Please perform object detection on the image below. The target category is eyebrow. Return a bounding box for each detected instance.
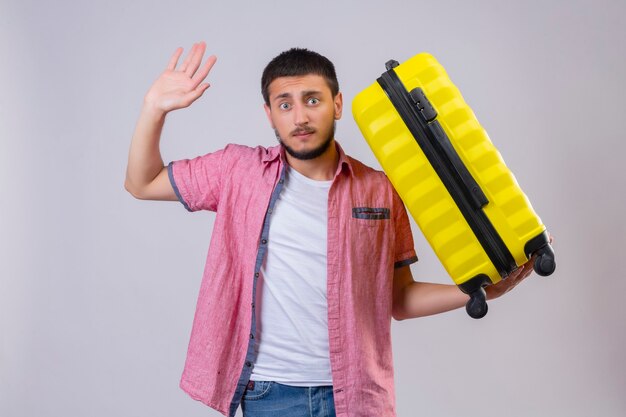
[272,90,322,102]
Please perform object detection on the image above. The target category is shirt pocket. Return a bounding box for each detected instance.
[352,207,391,227]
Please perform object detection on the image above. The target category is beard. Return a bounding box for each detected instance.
[275,121,336,161]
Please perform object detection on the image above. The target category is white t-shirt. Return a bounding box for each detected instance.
[250,166,333,386]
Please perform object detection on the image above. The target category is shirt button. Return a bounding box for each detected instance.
[251,302,255,308]
[250,334,254,339]
[245,361,252,367]
[279,179,284,184]
[261,239,267,244]
[255,272,259,277]
[268,208,273,214]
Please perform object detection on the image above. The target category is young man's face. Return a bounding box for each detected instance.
[264,74,343,160]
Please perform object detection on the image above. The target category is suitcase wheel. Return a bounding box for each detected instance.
[466,287,488,319]
[533,244,556,276]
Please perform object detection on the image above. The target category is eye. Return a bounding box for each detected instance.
[307,97,320,105]
[279,102,291,110]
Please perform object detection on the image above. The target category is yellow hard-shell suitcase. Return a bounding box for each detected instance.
[352,53,556,318]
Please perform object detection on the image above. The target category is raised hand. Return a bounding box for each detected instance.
[143,41,217,114]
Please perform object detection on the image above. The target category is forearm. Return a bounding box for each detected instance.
[125,102,167,195]
[393,281,469,320]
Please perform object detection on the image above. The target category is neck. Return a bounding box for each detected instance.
[285,140,339,181]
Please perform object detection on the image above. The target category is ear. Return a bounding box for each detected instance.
[264,103,275,129]
[333,92,343,120]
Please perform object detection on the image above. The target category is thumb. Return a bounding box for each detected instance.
[181,83,211,107]
[192,82,211,96]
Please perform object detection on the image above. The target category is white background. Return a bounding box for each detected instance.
[1,0,624,416]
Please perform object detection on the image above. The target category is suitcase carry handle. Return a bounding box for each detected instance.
[408,86,488,209]
[433,124,490,209]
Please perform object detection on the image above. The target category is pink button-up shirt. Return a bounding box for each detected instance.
[168,142,417,417]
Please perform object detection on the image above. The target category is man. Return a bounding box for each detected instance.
[125,41,535,417]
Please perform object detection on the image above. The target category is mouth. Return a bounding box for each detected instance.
[291,128,315,139]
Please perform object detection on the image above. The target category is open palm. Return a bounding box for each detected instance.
[144,41,217,113]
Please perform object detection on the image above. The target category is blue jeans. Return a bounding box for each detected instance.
[241,381,336,417]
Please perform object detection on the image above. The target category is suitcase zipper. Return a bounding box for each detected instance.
[377,68,517,278]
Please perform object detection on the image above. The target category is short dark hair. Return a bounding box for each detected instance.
[261,48,339,106]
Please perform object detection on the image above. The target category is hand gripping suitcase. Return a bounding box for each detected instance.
[352,53,556,318]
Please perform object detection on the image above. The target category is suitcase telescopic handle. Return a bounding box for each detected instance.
[385,60,400,71]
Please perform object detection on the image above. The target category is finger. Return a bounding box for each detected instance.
[520,263,533,280]
[512,263,530,281]
[179,43,198,73]
[191,54,217,85]
[510,268,524,283]
[518,266,530,280]
[186,41,207,77]
[166,47,184,71]
[180,83,211,107]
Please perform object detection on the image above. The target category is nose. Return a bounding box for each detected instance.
[293,103,309,126]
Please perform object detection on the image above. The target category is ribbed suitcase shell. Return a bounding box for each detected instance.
[352,53,548,296]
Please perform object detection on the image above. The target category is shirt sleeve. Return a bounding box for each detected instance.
[167,148,226,212]
[391,187,418,268]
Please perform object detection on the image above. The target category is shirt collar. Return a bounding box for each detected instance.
[262,140,355,178]
[333,140,354,178]
[261,145,283,163]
